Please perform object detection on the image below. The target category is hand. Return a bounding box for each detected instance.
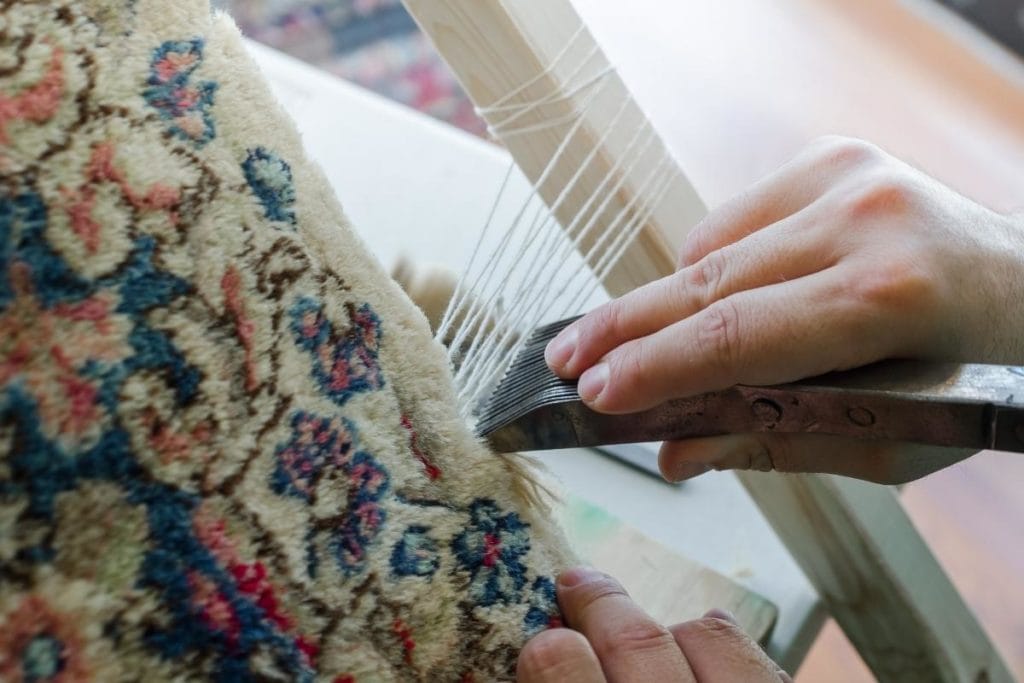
[545,136,1024,484]
[516,567,788,682]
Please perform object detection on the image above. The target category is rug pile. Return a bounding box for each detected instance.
[0,1,569,680]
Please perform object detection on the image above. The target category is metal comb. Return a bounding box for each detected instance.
[476,316,1024,454]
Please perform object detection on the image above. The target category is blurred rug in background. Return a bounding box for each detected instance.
[212,0,486,136]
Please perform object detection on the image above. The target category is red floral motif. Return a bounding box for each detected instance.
[221,266,258,391]
[400,415,441,480]
[192,506,318,661]
[153,50,200,84]
[141,407,213,464]
[59,142,182,253]
[0,41,64,144]
[189,571,242,647]
[392,618,416,665]
[0,594,91,682]
[0,263,130,441]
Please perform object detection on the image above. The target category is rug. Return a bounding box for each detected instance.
[211,0,486,136]
[0,1,571,680]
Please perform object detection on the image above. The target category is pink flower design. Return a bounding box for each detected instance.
[0,594,91,682]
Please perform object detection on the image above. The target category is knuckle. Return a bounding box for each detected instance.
[569,573,629,613]
[590,301,626,343]
[679,223,710,268]
[519,629,590,678]
[603,621,678,660]
[844,170,917,220]
[809,135,883,169]
[685,250,726,309]
[675,615,751,648]
[697,300,743,377]
[695,615,747,640]
[678,236,699,269]
[675,618,779,673]
[850,256,937,315]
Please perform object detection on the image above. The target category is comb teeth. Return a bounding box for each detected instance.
[475,316,583,437]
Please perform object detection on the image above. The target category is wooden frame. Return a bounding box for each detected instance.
[404,1,1012,679]
[404,0,705,298]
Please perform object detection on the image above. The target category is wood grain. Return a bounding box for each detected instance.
[744,471,1009,681]
[563,496,778,645]
[403,0,705,297]
[799,450,1024,681]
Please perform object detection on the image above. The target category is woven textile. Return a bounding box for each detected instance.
[0,1,571,680]
[212,0,486,136]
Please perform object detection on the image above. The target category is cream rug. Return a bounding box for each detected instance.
[0,1,571,680]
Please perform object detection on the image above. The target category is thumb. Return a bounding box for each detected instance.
[658,433,974,485]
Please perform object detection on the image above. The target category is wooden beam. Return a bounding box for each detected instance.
[403,0,705,297]
[743,471,1010,681]
[406,1,1012,679]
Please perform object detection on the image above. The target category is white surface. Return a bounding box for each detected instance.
[248,40,823,669]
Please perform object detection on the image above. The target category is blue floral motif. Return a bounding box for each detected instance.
[2,190,90,310]
[289,297,385,406]
[144,39,218,148]
[451,499,530,607]
[331,451,390,576]
[3,399,314,682]
[523,577,561,635]
[268,410,390,577]
[242,148,297,227]
[391,525,440,577]
[22,634,63,680]
[270,412,354,502]
[1,181,312,680]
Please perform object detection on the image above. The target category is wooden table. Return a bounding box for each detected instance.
[573,0,1024,211]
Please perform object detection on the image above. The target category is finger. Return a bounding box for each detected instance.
[679,136,884,267]
[670,616,789,683]
[546,207,838,377]
[578,268,912,413]
[556,567,696,683]
[517,628,605,683]
[658,433,976,485]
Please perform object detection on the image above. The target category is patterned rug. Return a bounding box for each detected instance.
[212,0,486,136]
[0,1,570,680]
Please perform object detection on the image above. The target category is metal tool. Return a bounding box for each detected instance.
[477,317,1024,454]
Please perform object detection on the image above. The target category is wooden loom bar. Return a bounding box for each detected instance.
[405,1,1012,679]
[403,0,706,298]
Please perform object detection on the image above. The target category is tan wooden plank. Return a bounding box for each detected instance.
[563,495,777,645]
[743,471,1010,681]
[403,0,705,297]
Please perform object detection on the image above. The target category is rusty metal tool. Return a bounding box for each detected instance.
[478,317,1024,454]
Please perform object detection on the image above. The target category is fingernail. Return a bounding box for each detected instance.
[558,566,605,588]
[665,461,711,482]
[545,326,577,371]
[703,608,738,625]
[577,363,608,403]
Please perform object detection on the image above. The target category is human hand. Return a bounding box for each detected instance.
[545,136,1024,484]
[516,567,789,683]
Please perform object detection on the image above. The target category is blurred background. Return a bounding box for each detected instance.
[213,0,485,135]
[213,0,1023,143]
